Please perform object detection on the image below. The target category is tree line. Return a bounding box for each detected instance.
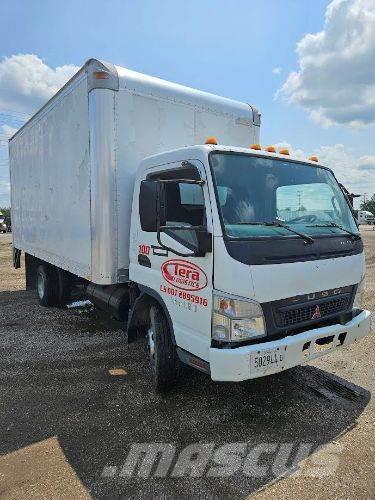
[360,195,375,214]
[0,207,11,218]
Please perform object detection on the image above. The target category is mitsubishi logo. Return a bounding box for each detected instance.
[311,305,322,320]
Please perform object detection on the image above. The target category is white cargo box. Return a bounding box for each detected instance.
[9,58,260,284]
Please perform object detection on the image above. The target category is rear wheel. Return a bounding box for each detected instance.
[36,264,59,307]
[147,305,180,392]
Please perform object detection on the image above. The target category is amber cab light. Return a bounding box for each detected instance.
[205,136,218,145]
[93,71,109,80]
[279,148,290,155]
[250,143,262,150]
[309,155,319,162]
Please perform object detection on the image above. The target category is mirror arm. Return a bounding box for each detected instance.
[156,226,212,258]
[156,226,196,258]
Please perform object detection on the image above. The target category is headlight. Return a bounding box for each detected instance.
[212,293,266,342]
[353,276,365,309]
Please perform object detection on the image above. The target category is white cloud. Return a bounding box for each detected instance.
[317,144,375,194]
[0,54,79,115]
[0,55,79,207]
[279,0,375,127]
[274,140,375,194]
[272,67,282,75]
[1,124,18,139]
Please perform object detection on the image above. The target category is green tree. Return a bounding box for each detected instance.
[0,207,10,218]
[360,195,375,214]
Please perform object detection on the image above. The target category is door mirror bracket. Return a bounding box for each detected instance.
[156,224,212,258]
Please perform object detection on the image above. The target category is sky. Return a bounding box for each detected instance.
[1,0,375,207]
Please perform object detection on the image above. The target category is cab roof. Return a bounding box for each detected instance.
[140,144,325,170]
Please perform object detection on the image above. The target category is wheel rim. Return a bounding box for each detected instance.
[147,327,155,362]
[37,272,46,299]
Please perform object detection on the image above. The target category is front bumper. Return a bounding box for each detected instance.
[209,310,371,382]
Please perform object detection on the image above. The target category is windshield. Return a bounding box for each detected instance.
[210,153,358,239]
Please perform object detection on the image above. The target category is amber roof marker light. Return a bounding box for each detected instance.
[250,144,262,150]
[93,71,110,80]
[265,146,276,153]
[309,155,319,162]
[205,136,218,145]
[279,148,290,155]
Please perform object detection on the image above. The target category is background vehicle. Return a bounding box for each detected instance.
[9,59,371,391]
[357,210,375,225]
[5,217,11,232]
[0,212,8,233]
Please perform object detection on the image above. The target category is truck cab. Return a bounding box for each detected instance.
[129,143,370,389]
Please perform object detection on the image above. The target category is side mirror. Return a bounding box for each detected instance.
[196,229,212,256]
[139,180,166,232]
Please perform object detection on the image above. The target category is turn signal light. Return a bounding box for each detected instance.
[265,145,276,153]
[250,143,262,150]
[309,155,319,162]
[279,148,290,155]
[205,136,218,145]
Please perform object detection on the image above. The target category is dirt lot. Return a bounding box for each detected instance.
[0,230,374,499]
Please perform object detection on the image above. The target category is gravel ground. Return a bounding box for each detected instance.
[0,230,374,499]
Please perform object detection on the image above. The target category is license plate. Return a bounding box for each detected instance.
[250,349,284,372]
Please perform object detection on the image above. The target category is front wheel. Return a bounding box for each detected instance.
[147,305,180,392]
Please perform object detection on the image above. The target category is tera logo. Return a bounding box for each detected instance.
[311,305,322,320]
[161,259,208,291]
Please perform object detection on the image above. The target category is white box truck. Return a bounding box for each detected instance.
[9,59,371,391]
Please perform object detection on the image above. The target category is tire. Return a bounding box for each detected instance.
[36,264,59,307]
[56,268,73,306]
[147,305,180,392]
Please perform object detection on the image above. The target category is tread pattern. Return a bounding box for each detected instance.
[149,305,180,392]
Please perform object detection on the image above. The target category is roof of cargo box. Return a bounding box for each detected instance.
[114,64,260,123]
[9,58,260,141]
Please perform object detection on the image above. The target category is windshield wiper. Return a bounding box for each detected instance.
[306,222,361,240]
[236,220,314,244]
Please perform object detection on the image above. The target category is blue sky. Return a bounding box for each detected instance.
[1,0,375,206]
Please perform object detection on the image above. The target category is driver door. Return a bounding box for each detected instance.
[134,159,214,361]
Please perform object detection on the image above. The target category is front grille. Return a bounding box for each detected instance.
[275,295,351,328]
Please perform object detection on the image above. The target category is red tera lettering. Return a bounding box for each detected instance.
[174,264,200,281]
[161,259,208,291]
